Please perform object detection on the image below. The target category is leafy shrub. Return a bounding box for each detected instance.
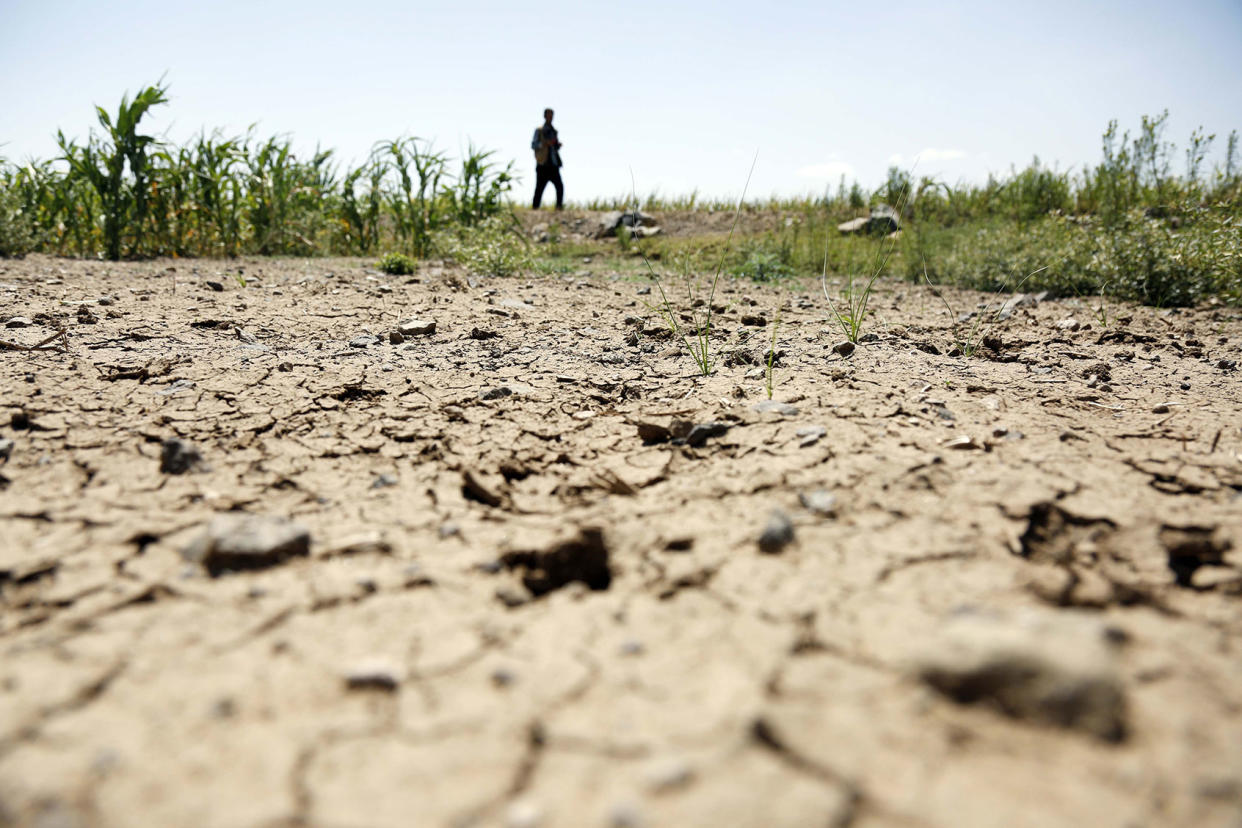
[1095,208,1241,306]
[734,247,794,282]
[377,252,416,275]
[903,207,1241,306]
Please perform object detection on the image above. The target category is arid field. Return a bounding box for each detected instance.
[2,231,1242,826]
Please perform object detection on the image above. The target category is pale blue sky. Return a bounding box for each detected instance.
[2,0,1240,201]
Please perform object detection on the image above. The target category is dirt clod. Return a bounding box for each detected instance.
[159,437,207,474]
[916,608,1128,742]
[499,527,612,597]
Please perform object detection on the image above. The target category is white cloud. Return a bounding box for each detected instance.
[889,148,967,166]
[797,160,857,180]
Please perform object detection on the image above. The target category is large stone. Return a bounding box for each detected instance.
[914,608,1128,741]
[183,514,311,577]
[595,210,659,238]
[837,204,900,235]
[397,318,436,337]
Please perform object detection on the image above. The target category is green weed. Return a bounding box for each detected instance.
[643,157,756,375]
[377,252,416,275]
[765,309,781,400]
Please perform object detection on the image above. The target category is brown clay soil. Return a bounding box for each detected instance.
[2,247,1242,827]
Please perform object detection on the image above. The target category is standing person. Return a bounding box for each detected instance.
[531,108,564,210]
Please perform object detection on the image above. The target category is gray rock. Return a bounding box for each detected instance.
[480,386,513,401]
[183,514,311,577]
[684,422,729,448]
[914,608,1128,741]
[1056,317,1081,332]
[758,509,795,554]
[371,473,398,489]
[0,438,12,463]
[4,316,32,328]
[796,425,827,447]
[867,203,900,233]
[752,400,798,416]
[349,335,378,348]
[996,293,1035,321]
[397,318,436,337]
[160,438,208,474]
[596,210,658,238]
[837,204,900,235]
[799,489,838,516]
[836,217,869,234]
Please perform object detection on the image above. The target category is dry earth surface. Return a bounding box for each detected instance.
[2,244,1242,828]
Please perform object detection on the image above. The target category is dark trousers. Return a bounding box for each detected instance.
[533,164,563,209]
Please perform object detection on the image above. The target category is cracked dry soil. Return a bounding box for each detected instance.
[2,252,1242,827]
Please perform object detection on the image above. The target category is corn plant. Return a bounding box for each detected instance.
[57,81,169,260]
[448,143,514,226]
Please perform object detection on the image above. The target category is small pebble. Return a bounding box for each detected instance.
[799,490,837,516]
[643,757,695,792]
[505,800,543,828]
[796,425,827,447]
[758,509,795,553]
[832,341,856,357]
[343,659,402,692]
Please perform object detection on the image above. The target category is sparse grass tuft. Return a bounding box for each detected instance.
[643,156,757,375]
[377,252,416,275]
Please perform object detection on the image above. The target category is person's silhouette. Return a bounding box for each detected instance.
[531,108,564,209]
